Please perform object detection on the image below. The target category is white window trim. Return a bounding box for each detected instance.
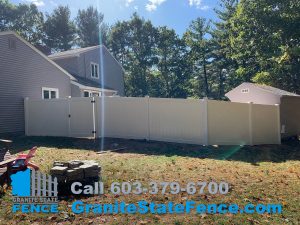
[90,62,99,79]
[83,90,102,97]
[42,87,59,99]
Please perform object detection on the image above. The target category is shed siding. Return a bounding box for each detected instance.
[226,83,280,105]
[280,96,300,137]
[0,34,71,134]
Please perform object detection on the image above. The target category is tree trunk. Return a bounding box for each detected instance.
[218,68,224,99]
[203,56,209,96]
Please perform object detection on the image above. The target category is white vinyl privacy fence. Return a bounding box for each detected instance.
[24,97,281,145]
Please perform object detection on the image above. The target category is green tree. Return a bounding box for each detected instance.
[155,26,190,98]
[43,6,76,52]
[12,4,44,45]
[229,0,300,93]
[210,0,238,99]
[184,18,212,98]
[0,1,44,45]
[76,6,109,47]
[109,13,158,97]
[108,20,130,66]
[0,0,14,31]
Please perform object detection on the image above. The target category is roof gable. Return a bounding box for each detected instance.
[0,31,75,81]
[48,45,100,59]
[48,45,125,72]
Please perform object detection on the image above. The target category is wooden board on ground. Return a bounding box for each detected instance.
[0,149,15,176]
[96,147,127,154]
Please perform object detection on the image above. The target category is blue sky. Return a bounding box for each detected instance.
[12,0,220,35]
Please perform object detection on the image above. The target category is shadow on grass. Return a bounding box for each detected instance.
[1,135,299,164]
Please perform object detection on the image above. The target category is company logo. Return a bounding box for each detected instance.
[11,168,59,213]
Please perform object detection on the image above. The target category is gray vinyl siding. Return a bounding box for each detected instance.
[71,83,82,97]
[51,56,79,77]
[0,34,71,134]
[53,46,125,96]
[78,47,125,95]
[101,48,125,96]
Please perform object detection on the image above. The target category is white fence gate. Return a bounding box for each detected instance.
[24,97,281,145]
[25,97,95,138]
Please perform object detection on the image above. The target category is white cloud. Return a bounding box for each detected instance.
[49,0,58,7]
[24,0,45,6]
[189,0,201,7]
[188,0,209,10]
[134,5,139,11]
[200,5,210,10]
[125,0,134,7]
[145,0,166,12]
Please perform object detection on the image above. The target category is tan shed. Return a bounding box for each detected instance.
[226,82,300,138]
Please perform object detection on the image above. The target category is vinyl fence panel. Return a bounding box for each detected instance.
[95,97,149,139]
[207,100,251,145]
[25,97,281,145]
[252,104,280,144]
[148,98,207,144]
[25,98,69,136]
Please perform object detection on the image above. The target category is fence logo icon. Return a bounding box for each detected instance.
[11,168,58,197]
[31,169,58,197]
[11,168,59,213]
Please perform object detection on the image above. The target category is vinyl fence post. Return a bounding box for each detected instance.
[67,97,71,137]
[275,104,281,144]
[248,102,253,146]
[24,97,29,136]
[92,97,96,139]
[202,98,209,146]
[146,96,150,141]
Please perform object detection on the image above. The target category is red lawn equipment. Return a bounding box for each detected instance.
[11,146,39,172]
[0,139,39,185]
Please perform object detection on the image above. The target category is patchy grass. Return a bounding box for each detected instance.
[0,136,299,225]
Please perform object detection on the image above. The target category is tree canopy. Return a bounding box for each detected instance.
[0,0,299,96]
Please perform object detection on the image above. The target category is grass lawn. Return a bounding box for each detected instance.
[0,136,299,225]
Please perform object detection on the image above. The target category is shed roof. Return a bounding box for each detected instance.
[226,82,299,97]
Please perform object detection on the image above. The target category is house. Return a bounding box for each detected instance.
[0,31,126,135]
[48,45,125,97]
[226,82,300,138]
[0,31,76,134]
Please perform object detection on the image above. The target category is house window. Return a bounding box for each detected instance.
[42,87,59,99]
[83,91,101,97]
[91,62,99,79]
[241,88,249,93]
[8,38,16,49]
